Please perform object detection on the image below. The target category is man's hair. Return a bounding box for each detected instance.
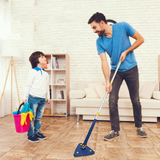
[88,12,107,24]
[29,51,44,68]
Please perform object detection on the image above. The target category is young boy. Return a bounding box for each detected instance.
[23,51,51,143]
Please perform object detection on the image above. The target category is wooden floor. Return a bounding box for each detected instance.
[0,115,160,160]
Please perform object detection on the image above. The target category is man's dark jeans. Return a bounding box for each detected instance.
[109,65,142,131]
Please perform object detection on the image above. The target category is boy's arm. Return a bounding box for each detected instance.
[23,70,34,102]
[47,86,50,100]
[46,73,50,100]
[99,53,112,93]
[46,74,51,105]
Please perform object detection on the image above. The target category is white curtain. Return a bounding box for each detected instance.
[0,0,11,117]
[0,58,11,117]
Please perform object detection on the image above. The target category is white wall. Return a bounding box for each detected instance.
[10,0,160,114]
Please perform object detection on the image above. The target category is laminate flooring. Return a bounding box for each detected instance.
[0,115,160,160]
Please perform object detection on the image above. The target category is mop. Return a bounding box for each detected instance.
[73,61,121,157]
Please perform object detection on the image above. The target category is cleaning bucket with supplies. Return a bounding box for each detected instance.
[12,102,30,133]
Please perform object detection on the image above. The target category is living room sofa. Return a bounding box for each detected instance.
[70,81,160,122]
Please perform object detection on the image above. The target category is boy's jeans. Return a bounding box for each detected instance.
[27,94,45,137]
[109,65,142,132]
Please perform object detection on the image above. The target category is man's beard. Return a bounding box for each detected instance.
[96,30,105,37]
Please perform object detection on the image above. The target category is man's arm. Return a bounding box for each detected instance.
[99,53,112,93]
[119,31,144,62]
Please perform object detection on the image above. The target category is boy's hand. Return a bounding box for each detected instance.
[47,99,51,105]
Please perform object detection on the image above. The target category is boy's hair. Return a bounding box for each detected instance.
[88,12,107,24]
[29,51,44,68]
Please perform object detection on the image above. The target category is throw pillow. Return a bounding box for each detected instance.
[139,81,158,99]
[84,87,99,98]
[94,85,106,99]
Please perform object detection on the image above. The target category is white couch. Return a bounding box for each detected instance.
[70,81,160,122]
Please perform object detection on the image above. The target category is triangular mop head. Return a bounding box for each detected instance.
[74,143,95,157]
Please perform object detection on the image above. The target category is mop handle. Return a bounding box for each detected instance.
[95,61,121,120]
[82,61,121,149]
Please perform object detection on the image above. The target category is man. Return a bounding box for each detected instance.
[88,12,147,141]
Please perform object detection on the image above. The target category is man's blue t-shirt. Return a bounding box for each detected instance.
[96,22,137,72]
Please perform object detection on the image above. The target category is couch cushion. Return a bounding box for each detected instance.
[118,98,160,109]
[84,87,99,98]
[71,98,108,107]
[139,81,158,99]
[94,85,106,98]
[70,90,86,99]
[71,98,160,109]
[153,91,160,100]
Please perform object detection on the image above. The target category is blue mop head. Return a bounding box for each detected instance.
[73,143,94,157]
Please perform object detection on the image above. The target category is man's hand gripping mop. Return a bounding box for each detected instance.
[74,61,121,157]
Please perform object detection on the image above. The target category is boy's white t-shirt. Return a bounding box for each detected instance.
[23,67,50,100]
